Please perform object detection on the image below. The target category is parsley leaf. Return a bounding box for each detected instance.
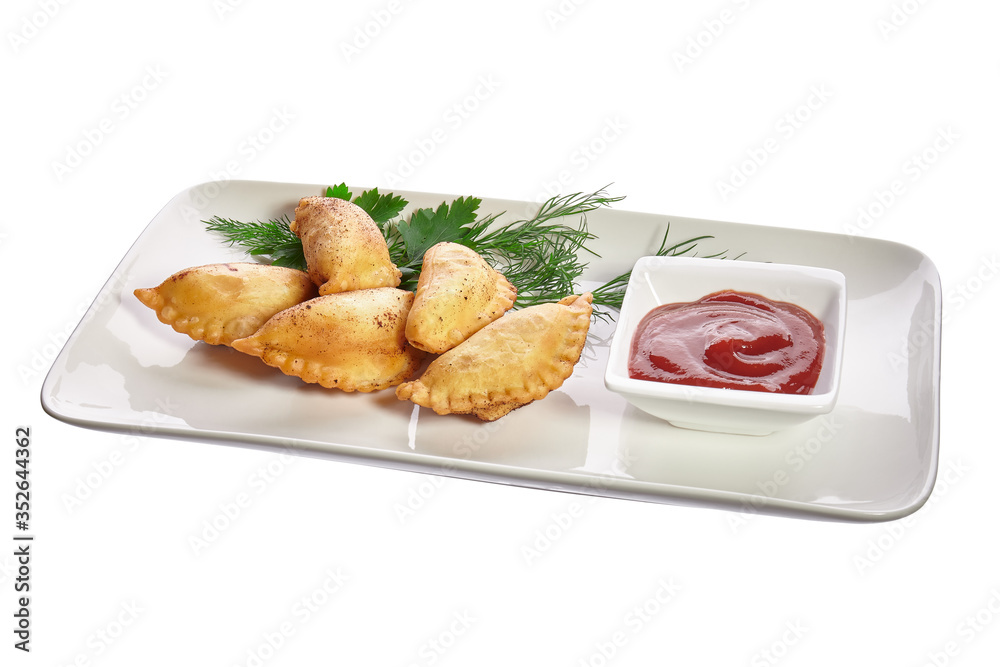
[326,183,352,200]
[395,196,481,266]
[353,187,408,224]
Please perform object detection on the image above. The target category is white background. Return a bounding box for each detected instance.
[3,0,999,665]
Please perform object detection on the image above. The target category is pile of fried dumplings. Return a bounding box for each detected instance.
[134,195,594,421]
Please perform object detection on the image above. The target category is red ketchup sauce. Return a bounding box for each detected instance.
[628,290,825,394]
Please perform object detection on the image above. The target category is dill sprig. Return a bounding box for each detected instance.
[588,222,740,318]
[203,215,305,269]
[457,190,617,308]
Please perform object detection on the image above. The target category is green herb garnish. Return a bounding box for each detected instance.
[325,182,352,201]
[203,215,305,269]
[202,184,728,320]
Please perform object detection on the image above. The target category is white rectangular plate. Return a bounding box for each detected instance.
[41,180,942,522]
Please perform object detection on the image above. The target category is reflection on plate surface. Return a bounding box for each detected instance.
[41,180,942,522]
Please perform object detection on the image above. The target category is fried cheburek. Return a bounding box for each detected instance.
[405,242,517,354]
[231,287,425,392]
[396,293,593,421]
[291,196,402,295]
[133,262,317,347]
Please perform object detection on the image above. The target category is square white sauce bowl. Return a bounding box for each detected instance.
[604,256,847,436]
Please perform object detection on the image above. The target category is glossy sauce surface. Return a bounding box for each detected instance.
[628,290,825,394]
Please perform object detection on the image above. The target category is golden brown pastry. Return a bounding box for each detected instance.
[396,293,593,421]
[405,242,517,354]
[291,196,401,295]
[231,288,425,392]
[133,262,317,346]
